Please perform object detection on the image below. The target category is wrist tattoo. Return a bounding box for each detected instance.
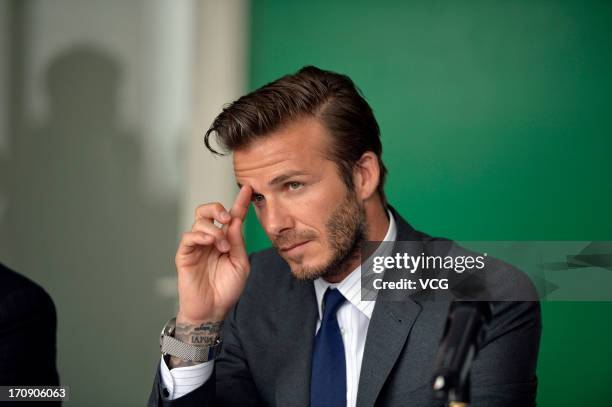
[175,320,224,345]
[169,321,223,369]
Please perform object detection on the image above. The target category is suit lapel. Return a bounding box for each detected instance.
[274,276,318,407]
[357,206,426,407]
[357,298,421,407]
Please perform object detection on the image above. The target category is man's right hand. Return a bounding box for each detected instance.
[174,185,253,329]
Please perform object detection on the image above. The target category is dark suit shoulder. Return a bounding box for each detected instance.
[245,247,293,292]
[0,262,45,299]
[0,263,56,326]
[248,247,289,272]
[444,241,540,302]
[231,248,299,337]
[0,263,59,387]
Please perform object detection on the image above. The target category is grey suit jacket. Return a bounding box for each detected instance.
[148,206,541,406]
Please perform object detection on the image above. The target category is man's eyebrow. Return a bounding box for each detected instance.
[268,171,307,186]
[236,171,307,194]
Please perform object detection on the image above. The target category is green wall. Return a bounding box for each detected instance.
[245,1,612,405]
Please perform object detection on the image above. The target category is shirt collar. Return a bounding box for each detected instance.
[313,209,397,320]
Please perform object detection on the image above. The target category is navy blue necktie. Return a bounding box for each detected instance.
[310,288,347,407]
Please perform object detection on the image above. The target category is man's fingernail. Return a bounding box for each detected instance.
[220,240,230,251]
[220,211,230,220]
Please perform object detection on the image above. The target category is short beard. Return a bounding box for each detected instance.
[293,191,367,281]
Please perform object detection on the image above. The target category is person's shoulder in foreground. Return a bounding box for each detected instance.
[0,262,60,387]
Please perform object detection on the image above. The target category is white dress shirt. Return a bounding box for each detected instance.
[161,210,397,404]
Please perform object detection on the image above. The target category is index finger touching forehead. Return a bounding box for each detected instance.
[230,184,252,220]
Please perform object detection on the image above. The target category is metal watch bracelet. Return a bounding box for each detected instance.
[160,317,222,363]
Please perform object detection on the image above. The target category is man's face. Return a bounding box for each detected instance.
[234,117,366,280]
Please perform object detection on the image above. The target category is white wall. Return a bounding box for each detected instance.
[0,0,247,403]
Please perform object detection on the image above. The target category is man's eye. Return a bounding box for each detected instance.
[253,194,264,202]
[288,182,304,191]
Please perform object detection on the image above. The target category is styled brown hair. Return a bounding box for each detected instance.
[204,65,388,206]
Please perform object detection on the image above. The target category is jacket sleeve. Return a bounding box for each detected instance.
[147,292,264,406]
[469,300,542,407]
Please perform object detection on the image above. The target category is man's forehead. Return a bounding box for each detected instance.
[233,148,315,183]
[233,117,331,174]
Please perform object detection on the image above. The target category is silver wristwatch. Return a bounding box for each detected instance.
[160,317,222,363]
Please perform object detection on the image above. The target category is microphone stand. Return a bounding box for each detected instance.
[431,301,491,407]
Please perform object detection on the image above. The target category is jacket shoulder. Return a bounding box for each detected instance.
[0,263,57,326]
[245,247,293,291]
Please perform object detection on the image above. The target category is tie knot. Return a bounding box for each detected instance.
[322,288,346,322]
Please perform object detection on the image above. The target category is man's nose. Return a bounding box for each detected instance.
[262,198,293,236]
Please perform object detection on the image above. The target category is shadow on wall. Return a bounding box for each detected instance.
[1,45,178,403]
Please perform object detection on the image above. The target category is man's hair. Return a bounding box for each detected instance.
[204,65,388,207]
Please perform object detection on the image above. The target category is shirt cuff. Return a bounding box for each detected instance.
[159,356,214,400]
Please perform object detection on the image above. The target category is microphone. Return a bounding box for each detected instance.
[431,301,491,405]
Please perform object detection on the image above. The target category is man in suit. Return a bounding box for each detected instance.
[0,263,60,388]
[149,66,541,406]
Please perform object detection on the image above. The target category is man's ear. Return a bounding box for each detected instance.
[352,151,380,202]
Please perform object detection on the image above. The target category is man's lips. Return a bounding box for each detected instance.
[279,240,311,252]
